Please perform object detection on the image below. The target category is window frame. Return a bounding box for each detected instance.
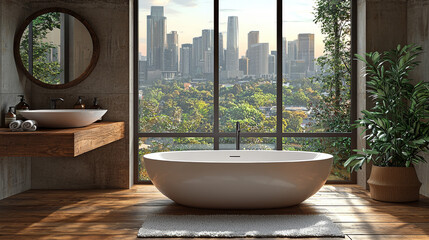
[133,0,357,184]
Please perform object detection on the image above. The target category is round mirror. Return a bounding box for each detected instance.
[14,8,99,89]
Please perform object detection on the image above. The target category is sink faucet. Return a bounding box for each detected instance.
[236,121,240,150]
[50,98,64,109]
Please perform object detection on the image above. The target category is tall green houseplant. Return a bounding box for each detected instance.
[345,44,429,172]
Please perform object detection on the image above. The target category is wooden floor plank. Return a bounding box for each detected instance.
[339,222,429,235]
[348,235,429,240]
[0,185,427,240]
[0,236,352,240]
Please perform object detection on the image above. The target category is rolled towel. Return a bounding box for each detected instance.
[22,120,38,131]
[24,125,37,132]
[9,120,23,132]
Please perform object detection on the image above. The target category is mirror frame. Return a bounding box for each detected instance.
[13,8,100,89]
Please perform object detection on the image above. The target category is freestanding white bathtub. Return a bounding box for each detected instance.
[144,150,333,209]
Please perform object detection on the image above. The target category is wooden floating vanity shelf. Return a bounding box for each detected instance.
[0,122,125,157]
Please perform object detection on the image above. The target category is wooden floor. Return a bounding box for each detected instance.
[0,185,429,240]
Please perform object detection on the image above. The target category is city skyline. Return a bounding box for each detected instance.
[143,5,316,83]
[139,0,325,58]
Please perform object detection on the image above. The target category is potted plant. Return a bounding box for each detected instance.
[345,44,429,202]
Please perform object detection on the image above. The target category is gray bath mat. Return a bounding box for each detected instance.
[137,215,344,238]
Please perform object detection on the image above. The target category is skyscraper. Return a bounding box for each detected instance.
[298,33,315,72]
[239,57,249,75]
[192,36,203,75]
[269,51,277,75]
[202,29,214,74]
[138,60,147,88]
[204,51,213,73]
[147,6,166,70]
[219,33,224,69]
[287,40,298,61]
[226,16,239,72]
[164,31,178,72]
[202,29,213,53]
[180,43,192,77]
[248,43,269,76]
[247,31,259,56]
[282,37,287,76]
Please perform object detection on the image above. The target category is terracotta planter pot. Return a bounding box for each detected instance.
[367,166,422,202]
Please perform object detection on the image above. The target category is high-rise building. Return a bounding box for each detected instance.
[269,51,276,75]
[202,29,214,74]
[289,59,307,80]
[164,31,178,72]
[138,60,147,87]
[248,43,269,76]
[287,40,298,61]
[192,36,203,75]
[202,29,213,53]
[180,43,192,77]
[247,31,259,56]
[204,51,213,73]
[147,6,166,70]
[219,33,224,69]
[282,37,287,75]
[226,16,239,72]
[239,57,249,75]
[298,33,315,72]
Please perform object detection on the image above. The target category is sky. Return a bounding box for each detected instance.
[139,0,325,58]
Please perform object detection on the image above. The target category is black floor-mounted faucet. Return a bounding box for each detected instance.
[236,121,240,150]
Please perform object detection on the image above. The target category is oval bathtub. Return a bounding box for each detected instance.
[144,150,333,209]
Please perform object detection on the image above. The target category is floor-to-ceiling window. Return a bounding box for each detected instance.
[135,0,356,183]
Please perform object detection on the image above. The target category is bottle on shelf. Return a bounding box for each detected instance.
[73,96,86,109]
[91,97,103,121]
[5,107,16,127]
[91,97,102,109]
[15,95,30,120]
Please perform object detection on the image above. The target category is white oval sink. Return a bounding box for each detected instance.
[20,109,107,128]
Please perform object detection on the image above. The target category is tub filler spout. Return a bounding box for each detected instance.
[236,121,240,150]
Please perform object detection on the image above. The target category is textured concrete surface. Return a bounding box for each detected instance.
[356,0,369,189]
[0,0,32,200]
[407,0,429,197]
[25,0,130,189]
[356,0,407,189]
[365,0,408,52]
[357,0,429,197]
[1,0,130,191]
[0,0,32,126]
[0,157,31,200]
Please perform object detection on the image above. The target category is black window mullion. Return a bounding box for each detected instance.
[133,0,139,184]
[137,132,352,138]
[276,0,283,150]
[214,0,220,150]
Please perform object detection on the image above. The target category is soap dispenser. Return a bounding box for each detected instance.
[15,95,30,120]
[73,96,86,109]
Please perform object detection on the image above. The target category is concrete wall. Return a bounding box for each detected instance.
[29,0,130,189]
[407,0,429,197]
[0,0,130,196]
[357,0,429,197]
[356,0,370,188]
[356,0,408,188]
[0,0,32,199]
